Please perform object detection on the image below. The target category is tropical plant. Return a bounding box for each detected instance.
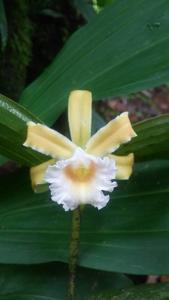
[0,0,169,299]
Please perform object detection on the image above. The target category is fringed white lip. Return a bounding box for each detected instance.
[45,148,117,211]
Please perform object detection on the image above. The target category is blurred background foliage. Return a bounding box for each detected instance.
[0,0,119,100]
[0,0,86,99]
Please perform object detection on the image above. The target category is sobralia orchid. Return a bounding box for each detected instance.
[23,90,137,211]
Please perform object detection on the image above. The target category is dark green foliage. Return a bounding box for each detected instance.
[0,0,8,49]
[0,160,169,275]
[0,263,132,299]
[0,0,84,100]
[0,93,48,166]
[0,0,32,99]
[73,0,96,21]
[90,283,169,300]
[27,0,84,83]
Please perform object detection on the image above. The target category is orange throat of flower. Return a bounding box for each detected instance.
[64,162,96,183]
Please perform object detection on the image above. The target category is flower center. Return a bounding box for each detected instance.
[64,162,96,182]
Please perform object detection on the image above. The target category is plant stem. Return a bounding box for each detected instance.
[67,207,81,300]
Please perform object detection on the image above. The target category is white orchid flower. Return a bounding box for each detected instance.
[23,90,137,211]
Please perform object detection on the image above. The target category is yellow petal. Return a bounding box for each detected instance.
[68,90,92,147]
[86,112,137,156]
[23,122,76,159]
[109,153,134,180]
[30,159,55,193]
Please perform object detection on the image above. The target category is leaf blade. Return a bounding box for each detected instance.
[0,263,132,300]
[0,94,48,166]
[20,0,169,125]
[117,113,169,161]
[0,160,169,274]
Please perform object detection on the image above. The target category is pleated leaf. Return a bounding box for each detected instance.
[20,0,169,125]
[117,113,169,161]
[0,160,169,274]
[0,94,48,166]
[0,264,132,300]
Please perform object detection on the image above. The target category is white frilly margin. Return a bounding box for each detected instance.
[45,148,117,211]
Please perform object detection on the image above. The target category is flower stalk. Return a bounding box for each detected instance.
[67,207,81,300]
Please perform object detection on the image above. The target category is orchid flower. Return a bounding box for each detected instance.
[23,90,137,211]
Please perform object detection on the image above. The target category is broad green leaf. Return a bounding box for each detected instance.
[97,0,115,6]
[0,94,48,166]
[0,0,7,49]
[20,0,169,125]
[0,160,169,274]
[117,113,169,161]
[90,283,169,300]
[0,263,132,300]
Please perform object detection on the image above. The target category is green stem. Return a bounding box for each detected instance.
[67,207,81,300]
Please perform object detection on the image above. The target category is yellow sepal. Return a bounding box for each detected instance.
[68,90,92,147]
[23,122,76,159]
[109,153,134,180]
[30,159,56,193]
[86,112,137,156]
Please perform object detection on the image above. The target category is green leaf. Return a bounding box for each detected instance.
[97,0,116,6]
[90,283,169,300]
[117,113,169,161]
[0,263,132,300]
[20,0,169,126]
[0,0,7,50]
[0,94,48,166]
[0,160,169,274]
